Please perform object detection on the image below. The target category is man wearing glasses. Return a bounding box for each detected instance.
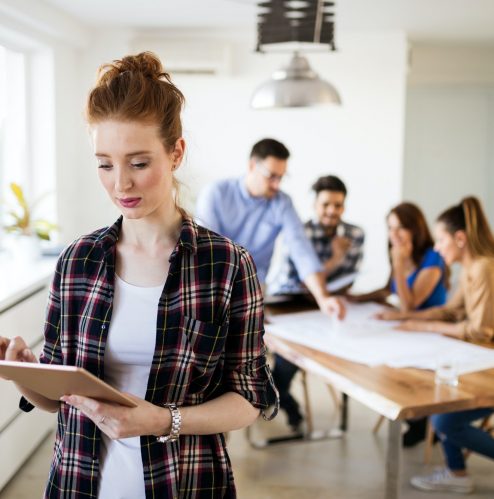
[196,138,345,427]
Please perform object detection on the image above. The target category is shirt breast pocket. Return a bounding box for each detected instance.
[180,315,228,392]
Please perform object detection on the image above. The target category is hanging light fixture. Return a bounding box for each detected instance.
[250,51,341,109]
[250,0,341,109]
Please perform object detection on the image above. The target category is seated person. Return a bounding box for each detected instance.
[377,196,494,341]
[270,174,364,295]
[350,202,447,310]
[269,175,364,431]
[411,409,494,494]
[350,202,448,445]
[379,196,494,494]
[195,138,344,319]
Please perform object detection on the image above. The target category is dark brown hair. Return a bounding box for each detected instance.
[312,175,347,197]
[437,196,494,258]
[250,138,289,160]
[388,202,434,266]
[86,51,184,153]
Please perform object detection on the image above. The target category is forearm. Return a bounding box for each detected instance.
[179,392,259,435]
[393,267,414,311]
[412,320,466,338]
[151,392,259,437]
[322,256,344,277]
[351,287,390,303]
[303,271,328,302]
[404,306,448,320]
[15,383,59,413]
[62,391,261,440]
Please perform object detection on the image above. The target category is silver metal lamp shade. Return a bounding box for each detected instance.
[250,52,341,109]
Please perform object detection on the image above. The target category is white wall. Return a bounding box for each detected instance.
[403,44,494,227]
[125,30,408,290]
[1,2,410,290]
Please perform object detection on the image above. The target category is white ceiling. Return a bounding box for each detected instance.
[43,0,494,42]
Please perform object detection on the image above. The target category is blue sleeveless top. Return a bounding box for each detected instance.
[391,247,447,309]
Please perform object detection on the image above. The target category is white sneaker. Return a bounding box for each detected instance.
[410,468,474,494]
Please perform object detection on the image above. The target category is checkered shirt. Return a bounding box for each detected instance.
[271,219,365,294]
[20,216,276,498]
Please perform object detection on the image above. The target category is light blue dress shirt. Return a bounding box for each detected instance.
[195,177,322,284]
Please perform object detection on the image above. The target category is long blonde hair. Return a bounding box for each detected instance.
[437,196,494,258]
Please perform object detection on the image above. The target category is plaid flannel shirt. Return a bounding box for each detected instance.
[270,219,365,294]
[21,216,277,499]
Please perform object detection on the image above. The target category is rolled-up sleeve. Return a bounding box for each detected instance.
[224,248,278,420]
[39,257,63,365]
[281,197,322,282]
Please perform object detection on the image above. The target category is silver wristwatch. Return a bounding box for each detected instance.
[156,403,182,443]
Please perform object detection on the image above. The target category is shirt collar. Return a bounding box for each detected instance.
[238,175,283,203]
[177,216,198,255]
[97,216,121,255]
[309,218,348,238]
[238,175,254,202]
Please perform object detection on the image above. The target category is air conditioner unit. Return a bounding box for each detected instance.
[130,37,232,76]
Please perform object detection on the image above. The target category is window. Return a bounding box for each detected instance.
[0,45,28,201]
[0,42,56,240]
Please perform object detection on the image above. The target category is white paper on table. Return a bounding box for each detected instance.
[266,302,494,374]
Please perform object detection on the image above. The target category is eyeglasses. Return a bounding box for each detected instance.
[256,162,285,183]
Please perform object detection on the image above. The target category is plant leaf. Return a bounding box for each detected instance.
[10,183,28,211]
[6,210,22,223]
[33,219,58,241]
[9,183,30,228]
[2,184,56,238]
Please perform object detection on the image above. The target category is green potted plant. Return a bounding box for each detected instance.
[2,182,57,260]
[3,182,57,240]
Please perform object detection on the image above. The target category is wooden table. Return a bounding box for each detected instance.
[264,301,494,499]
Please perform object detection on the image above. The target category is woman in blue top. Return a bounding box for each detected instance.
[350,202,447,310]
[387,202,447,310]
[349,202,448,445]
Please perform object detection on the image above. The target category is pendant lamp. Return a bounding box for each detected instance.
[250,0,341,109]
[250,51,341,109]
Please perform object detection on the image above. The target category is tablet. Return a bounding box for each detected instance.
[0,361,137,407]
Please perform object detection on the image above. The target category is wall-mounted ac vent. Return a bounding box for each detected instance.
[130,37,232,76]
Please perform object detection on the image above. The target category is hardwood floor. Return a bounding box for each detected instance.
[1,373,493,498]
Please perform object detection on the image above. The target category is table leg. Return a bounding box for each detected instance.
[340,393,349,432]
[385,419,402,499]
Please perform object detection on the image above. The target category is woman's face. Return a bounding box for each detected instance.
[92,120,184,221]
[433,222,463,265]
[387,212,412,247]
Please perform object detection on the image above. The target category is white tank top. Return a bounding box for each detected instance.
[98,275,163,499]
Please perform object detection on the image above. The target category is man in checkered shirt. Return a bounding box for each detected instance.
[270,175,365,431]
